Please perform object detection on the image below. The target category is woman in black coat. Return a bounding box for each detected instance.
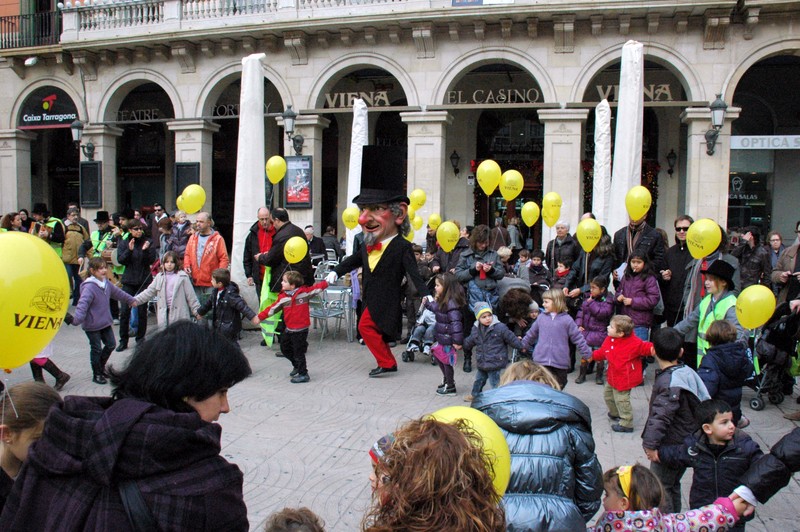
[116,219,156,350]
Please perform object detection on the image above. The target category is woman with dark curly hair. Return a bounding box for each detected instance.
[0,321,252,531]
[363,418,505,532]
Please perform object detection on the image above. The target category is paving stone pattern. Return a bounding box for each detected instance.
[8,322,800,531]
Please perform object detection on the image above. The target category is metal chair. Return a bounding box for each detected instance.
[309,290,346,345]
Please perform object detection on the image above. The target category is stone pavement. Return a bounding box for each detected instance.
[6,320,800,532]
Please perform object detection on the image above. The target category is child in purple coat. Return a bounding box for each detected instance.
[575,275,615,384]
[521,288,592,390]
[615,252,661,341]
[65,257,137,384]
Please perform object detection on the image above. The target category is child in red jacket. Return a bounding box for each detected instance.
[254,271,328,383]
[590,315,654,433]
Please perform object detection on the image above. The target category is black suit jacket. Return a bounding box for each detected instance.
[335,236,430,340]
[259,222,314,293]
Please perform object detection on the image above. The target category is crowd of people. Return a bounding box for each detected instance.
[2,189,800,530]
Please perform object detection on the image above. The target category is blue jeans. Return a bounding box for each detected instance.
[471,368,502,396]
[85,326,116,376]
[66,264,82,306]
[633,326,650,341]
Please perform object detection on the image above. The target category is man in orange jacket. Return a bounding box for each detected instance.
[184,211,229,306]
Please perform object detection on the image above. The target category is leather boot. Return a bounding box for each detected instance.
[43,359,71,391]
[463,354,472,373]
[595,361,605,385]
[29,362,45,382]
[575,362,588,384]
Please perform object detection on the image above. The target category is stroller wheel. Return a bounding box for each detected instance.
[750,397,765,411]
[401,351,410,363]
[769,392,785,405]
[407,351,415,362]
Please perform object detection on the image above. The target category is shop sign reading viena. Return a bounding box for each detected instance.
[595,84,675,102]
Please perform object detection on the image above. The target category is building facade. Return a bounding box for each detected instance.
[2,0,800,247]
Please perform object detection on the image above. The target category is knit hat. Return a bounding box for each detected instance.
[369,433,396,463]
[473,301,493,319]
[529,301,539,313]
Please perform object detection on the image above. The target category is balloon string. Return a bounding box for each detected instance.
[1,380,20,429]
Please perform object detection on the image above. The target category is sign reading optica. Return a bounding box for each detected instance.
[731,135,800,150]
[18,87,78,130]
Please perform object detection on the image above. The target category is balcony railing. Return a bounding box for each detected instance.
[76,1,164,32]
[0,11,61,50]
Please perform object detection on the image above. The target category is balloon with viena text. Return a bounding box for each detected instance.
[436,221,460,253]
[476,160,501,196]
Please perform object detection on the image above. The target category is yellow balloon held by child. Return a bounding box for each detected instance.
[476,160,501,196]
[686,219,722,260]
[181,184,206,215]
[436,221,460,253]
[736,285,776,330]
[499,170,524,201]
[0,232,70,369]
[284,236,308,264]
[342,207,360,230]
[428,213,442,230]
[409,189,426,210]
[625,186,652,221]
[576,218,602,252]
[521,202,540,227]
[266,155,287,185]
[429,405,511,500]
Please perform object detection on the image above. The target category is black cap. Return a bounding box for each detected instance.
[32,203,49,216]
[120,208,135,220]
[701,260,736,291]
[93,211,110,223]
[352,146,409,205]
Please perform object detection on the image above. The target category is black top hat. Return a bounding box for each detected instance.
[701,260,736,291]
[93,211,110,223]
[352,146,409,205]
[32,203,49,216]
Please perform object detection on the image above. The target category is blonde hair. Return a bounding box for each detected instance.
[496,246,512,260]
[499,360,561,390]
[541,288,567,313]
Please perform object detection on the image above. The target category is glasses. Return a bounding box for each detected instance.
[675,227,690,232]
[154,208,163,212]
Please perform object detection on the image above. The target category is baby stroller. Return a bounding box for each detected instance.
[749,302,800,411]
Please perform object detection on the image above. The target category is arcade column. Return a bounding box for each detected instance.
[538,109,589,242]
[167,119,220,207]
[0,129,36,214]
[681,106,740,228]
[400,110,452,223]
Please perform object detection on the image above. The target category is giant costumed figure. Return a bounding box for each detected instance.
[327,147,431,376]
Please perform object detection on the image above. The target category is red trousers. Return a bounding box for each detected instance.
[358,308,397,368]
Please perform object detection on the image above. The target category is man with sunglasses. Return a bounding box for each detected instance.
[148,202,170,252]
[660,215,695,326]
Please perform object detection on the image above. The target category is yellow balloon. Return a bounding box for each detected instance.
[476,160,501,196]
[266,155,287,185]
[404,230,415,242]
[542,191,563,211]
[284,236,308,264]
[436,221,459,253]
[736,285,776,329]
[409,189,427,209]
[407,206,416,221]
[576,218,602,253]
[428,213,442,230]
[625,185,652,221]
[342,207,360,230]
[542,205,560,228]
[429,405,511,500]
[499,170,524,201]
[412,214,423,231]
[0,232,70,369]
[521,202,540,227]
[176,195,185,212]
[182,184,206,215]
[686,219,722,260]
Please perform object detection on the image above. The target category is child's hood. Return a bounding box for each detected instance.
[85,276,107,290]
[668,365,711,401]
[706,341,752,381]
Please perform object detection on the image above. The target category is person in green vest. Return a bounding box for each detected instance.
[30,203,65,257]
[674,260,746,364]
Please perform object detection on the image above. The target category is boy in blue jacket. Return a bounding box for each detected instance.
[658,399,762,531]
[463,302,523,402]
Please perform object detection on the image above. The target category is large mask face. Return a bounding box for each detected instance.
[358,204,406,246]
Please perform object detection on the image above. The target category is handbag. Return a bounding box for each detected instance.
[118,480,159,532]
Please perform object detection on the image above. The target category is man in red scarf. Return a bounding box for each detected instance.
[243,207,275,299]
